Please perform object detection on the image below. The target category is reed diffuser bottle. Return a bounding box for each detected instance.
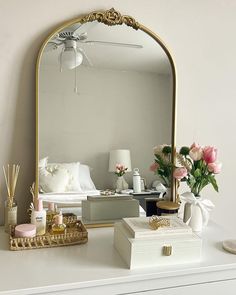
[3,164,20,233]
[4,198,17,233]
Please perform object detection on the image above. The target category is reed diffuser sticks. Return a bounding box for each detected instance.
[3,164,20,208]
[30,182,36,208]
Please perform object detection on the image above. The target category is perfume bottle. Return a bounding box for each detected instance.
[31,199,46,235]
[4,198,17,233]
[46,202,57,224]
[51,211,66,234]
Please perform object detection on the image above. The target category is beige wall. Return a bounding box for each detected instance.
[0,0,235,227]
[39,65,172,189]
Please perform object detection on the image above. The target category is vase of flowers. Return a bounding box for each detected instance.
[115,163,129,192]
[174,143,221,231]
[150,144,172,200]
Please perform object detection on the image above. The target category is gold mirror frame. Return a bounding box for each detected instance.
[35,8,177,201]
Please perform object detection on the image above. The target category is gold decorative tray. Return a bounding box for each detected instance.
[9,220,88,251]
[62,213,78,225]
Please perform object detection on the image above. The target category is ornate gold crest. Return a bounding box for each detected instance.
[81,8,140,30]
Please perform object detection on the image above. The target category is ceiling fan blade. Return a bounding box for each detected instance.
[78,48,93,67]
[57,23,84,41]
[83,40,143,49]
[76,32,88,41]
[58,23,82,37]
[44,42,63,52]
[73,21,98,37]
[51,33,59,40]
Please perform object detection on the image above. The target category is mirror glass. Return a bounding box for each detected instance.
[38,16,173,224]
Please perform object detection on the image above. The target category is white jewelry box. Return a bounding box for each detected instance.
[114,216,202,269]
[82,196,139,222]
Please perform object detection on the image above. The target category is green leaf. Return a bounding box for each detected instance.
[194,168,201,178]
[188,176,196,189]
[194,160,201,169]
[198,178,209,193]
[208,175,219,192]
[158,170,165,177]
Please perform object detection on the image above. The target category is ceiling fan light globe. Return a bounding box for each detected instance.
[60,49,83,70]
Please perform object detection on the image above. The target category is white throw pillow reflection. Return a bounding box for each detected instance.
[39,167,69,193]
[47,162,82,192]
[79,164,96,191]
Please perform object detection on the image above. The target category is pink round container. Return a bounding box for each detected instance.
[15,224,36,238]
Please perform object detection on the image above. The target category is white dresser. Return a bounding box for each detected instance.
[0,222,236,295]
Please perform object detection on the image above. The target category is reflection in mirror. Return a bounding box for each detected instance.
[38,14,174,225]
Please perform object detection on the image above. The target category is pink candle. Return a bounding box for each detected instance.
[15,224,36,238]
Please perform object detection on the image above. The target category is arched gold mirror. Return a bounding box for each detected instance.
[36,8,177,226]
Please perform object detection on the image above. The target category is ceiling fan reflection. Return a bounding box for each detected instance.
[45,23,143,94]
[46,25,143,69]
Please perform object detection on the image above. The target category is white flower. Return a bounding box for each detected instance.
[153,144,168,154]
[189,147,203,161]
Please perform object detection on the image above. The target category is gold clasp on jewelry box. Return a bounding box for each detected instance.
[163,245,172,256]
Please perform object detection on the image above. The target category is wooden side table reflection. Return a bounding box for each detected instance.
[131,192,161,212]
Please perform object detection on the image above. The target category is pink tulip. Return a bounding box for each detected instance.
[150,162,159,172]
[203,146,217,163]
[189,147,203,161]
[173,167,188,180]
[208,162,222,174]
[190,142,200,149]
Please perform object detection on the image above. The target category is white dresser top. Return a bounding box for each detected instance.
[0,222,236,295]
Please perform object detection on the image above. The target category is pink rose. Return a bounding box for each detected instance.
[116,163,121,169]
[190,142,200,149]
[189,147,203,161]
[173,167,188,180]
[150,162,159,172]
[203,146,217,163]
[208,162,222,174]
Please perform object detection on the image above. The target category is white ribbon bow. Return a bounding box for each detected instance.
[181,192,215,227]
